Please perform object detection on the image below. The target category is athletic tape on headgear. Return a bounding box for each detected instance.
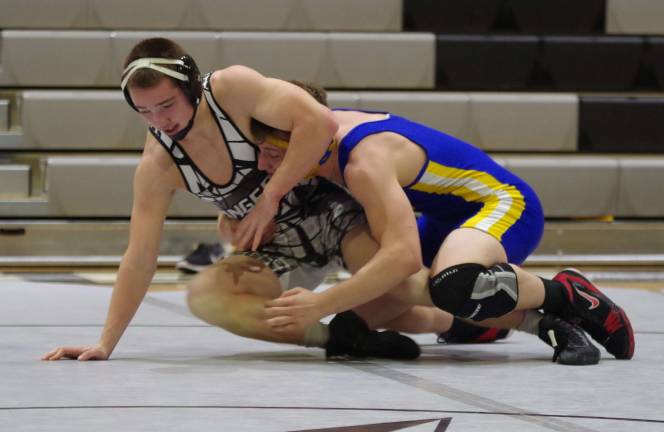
[262,134,337,178]
[264,135,289,150]
[120,55,201,111]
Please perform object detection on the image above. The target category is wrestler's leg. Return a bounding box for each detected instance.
[337,224,443,328]
[187,253,420,359]
[187,255,306,344]
[429,227,546,314]
[339,224,526,333]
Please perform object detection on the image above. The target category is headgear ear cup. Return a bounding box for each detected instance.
[178,55,202,107]
[120,55,202,111]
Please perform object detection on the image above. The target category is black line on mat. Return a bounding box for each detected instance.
[347,363,592,432]
[142,294,193,318]
[0,405,661,424]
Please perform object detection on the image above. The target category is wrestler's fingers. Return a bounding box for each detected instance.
[251,226,264,251]
[234,217,253,245]
[41,348,59,360]
[265,294,300,308]
[264,298,284,308]
[280,287,306,297]
[42,347,77,361]
[234,224,253,250]
[49,348,69,360]
[77,348,106,361]
[266,316,295,327]
[77,348,99,361]
[263,305,296,317]
[267,288,304,303]
[62,347,84,359]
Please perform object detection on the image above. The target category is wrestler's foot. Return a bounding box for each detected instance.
[326,311,420,360]
[437,318,511,344]
[554,269,634,359]
[538,314,600,365]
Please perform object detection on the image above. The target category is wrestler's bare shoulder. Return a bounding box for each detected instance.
[210,66,261,98]
[136,135,183,189]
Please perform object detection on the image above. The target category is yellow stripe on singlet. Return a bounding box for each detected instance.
[410,161,525,241]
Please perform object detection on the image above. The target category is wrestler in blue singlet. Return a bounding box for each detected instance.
[336,110,544,266]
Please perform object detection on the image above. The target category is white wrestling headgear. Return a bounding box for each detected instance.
[120,55,202,140]
[120,55,201,111]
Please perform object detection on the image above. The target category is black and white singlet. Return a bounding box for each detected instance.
[149,73,273,220]
[148,73,366,285]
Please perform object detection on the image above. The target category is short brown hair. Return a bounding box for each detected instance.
[289,80,328,106]
[123,38,188,90]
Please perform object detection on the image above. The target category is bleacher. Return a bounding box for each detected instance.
[1,0,664,265]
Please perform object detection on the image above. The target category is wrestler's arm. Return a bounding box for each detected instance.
[43,137,175,360]
[213,66,336,198]
[310,143,423,315]
[211,66,337,250]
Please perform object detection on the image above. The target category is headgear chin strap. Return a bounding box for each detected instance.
[169,102,200,140]
[121,55,202,140]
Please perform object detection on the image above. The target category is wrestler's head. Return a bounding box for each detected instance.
[256,131,289,174]
[121,38,202,140]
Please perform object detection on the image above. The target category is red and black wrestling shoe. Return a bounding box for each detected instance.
[554,269,634,360]
[437,318,511,344]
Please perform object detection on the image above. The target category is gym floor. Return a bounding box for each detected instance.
[1,268,662,432]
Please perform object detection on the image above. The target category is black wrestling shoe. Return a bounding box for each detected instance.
[554,268,634,360]
[538,314,600,365]
[326,311,420,360]
[176,242,225,274]
[437,318,511,344]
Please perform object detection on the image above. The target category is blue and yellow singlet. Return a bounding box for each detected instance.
[336,110,544,265]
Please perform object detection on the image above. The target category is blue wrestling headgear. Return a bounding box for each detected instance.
[120,55,202,140]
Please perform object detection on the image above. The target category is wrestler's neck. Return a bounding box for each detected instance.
[174,97,213,146]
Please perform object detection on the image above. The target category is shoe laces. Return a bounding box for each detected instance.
[541,315,580,362]
[546,329,562,363]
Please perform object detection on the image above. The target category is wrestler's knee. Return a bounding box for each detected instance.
[189,255,278,294]
[185,257,241,308]
[428,263,519,321]
[186,255,281,321]
[186,267,228,323]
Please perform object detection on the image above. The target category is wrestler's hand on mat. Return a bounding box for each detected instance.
[235,192,280,251]
[42,344,110,361]
[264,288,327,332]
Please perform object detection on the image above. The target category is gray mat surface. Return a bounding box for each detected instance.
[1,280,662,431]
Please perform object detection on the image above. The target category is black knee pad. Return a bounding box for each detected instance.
[428,263,519,320]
